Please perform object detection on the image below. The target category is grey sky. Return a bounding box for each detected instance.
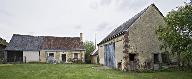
[0,0,190,43]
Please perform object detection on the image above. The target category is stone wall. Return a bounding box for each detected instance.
[40,51,46,62]
[40,50,85,63]
[98,44,104,64]
[127,5,165,69]
[98,35,124,68]
[91,55,98,64]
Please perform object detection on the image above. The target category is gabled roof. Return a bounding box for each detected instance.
[5,34,44,51]
[98,4,163,45]
[90,48,98,56]
[41,36,85,50]
[5,34,85,51]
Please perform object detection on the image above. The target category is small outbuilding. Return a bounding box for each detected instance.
[90,48,98,64]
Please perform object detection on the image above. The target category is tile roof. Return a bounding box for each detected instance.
[5,34,85,51]
[41,36,85,50]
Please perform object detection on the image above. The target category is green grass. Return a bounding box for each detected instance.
[0,64,192,79]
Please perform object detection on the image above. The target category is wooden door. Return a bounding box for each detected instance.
[104,43,116,68]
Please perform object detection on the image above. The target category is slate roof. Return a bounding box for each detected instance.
[41,36,85,50]
[5,34,44,51]
[5,34,85,51]
[98,4,163,45]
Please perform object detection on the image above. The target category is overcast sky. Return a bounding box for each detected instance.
[0,0,190,43]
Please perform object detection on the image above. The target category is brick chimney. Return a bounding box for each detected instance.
[80,33,83,42]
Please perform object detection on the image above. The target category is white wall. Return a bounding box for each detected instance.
[23,51,39,62]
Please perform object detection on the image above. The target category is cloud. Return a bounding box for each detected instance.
[74,25,82,29]
[95,22,109,31]
[116,0,151,11]
[89,2,98,10]
[0,9,14,26]
[100,0,112,6]
[89,0,112,10]
[0,10,12,16]
[89,0,150,12]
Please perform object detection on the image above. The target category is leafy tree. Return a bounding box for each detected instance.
[83,41,95,64]
[157,3,192,68]
[0,38,7,63]
[0,38,8,46]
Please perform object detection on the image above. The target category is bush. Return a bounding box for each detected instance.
[72,58,84,64]
[67,58,73,62]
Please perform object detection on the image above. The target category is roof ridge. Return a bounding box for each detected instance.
[13,34,80,38]
[98,4,150,44]
[150,4,164,17]
[5,34,84,51]
[44,36,80,38]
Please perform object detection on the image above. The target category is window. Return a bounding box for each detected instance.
[74,53,78,59]
[129,54,136,61]
[161,53,169,64]
[154,54,159,64]
[49,53,54,57]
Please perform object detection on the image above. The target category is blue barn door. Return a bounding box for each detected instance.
[104,43,116,68]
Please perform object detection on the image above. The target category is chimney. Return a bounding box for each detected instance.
[80,33,83,42]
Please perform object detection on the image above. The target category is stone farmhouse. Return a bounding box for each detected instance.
[97,4,167,70]
[4,33,85,63]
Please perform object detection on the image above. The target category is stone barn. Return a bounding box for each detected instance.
[4,33,85,63]
[97,4,167,70]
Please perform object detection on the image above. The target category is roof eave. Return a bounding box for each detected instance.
[98,31,125,45]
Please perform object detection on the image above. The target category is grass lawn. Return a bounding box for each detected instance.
[0,64,192,79]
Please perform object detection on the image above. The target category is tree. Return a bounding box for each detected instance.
[157,3,192,68]
[0,38,7,63]
[83,41,95,64]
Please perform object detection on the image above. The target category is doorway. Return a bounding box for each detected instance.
[104,43,115,68]
[154,54,159,64]
[7,51,23,63]
[62,54,66,62]
[129,53,136,70]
